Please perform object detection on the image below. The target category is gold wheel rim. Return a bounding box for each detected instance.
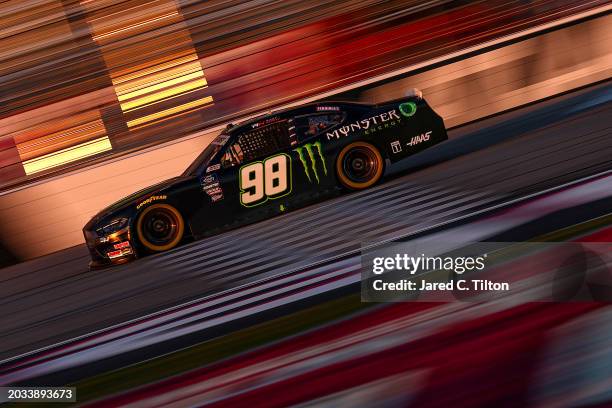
[336,142,384,190]
[136,203,185,252]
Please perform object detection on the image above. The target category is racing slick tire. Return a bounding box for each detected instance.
[136,203,185,252]
[336,141,384,190]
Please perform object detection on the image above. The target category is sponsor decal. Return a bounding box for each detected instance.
[390,140,402,154]
[399,102,417,117]
[107,250,122,259]
[252,116,281,129]
[137,195,167,210]
[326,110,401,140]
[201,173,224,202]
[206,163,221,173]
[114,241,131,249]
[107,245,133,259]
[204,185,223,195]
[202,174,218,184]
[316,106,340,111]
[204,185,224,202]
[407,131,432,147]
[294,141,327,183]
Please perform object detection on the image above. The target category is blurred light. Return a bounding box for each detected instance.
[16,117,106,161]
[22,136,112,175]
[117,71,208,112]
[83,0,213,129]
[126,96,213,128]
[117,68,207,104]
[91,12,179,41]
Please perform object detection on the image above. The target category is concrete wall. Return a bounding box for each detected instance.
[0,15,610,261]
[0,131,216,259]
[359,15,611,127]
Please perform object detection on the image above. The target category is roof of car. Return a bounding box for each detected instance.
[227,101,372,133]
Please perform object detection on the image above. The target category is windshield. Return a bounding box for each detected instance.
[182,133,230,176]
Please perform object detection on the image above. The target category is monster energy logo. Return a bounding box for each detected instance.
[399,102,417,117]
[293,141,327,183]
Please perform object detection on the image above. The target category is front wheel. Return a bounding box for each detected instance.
[136,203,185,252]
[336,141,384,190]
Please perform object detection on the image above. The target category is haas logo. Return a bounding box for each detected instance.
[408,131,432,147]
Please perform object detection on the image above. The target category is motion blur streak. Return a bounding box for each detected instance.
[22,136,112,175]
[0,2,611,405]
[85,217,612,407]
[0,0,608,189]
[2,171,611,387]
[0,83,610,390]
[1,10,610,261]
[81,0,214,129]
[112,305,607,408]
[361,14,612,127]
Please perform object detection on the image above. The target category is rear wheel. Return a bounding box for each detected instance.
[136,203,185,252]
[336,141,384,190]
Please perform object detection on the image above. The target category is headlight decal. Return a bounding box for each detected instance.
[97,217,129,235]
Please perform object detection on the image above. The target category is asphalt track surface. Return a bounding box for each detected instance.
[0,82,610,362]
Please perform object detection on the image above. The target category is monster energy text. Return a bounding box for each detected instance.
[326,110,401,140]
[326,101,417,140]
[294,141,327,183]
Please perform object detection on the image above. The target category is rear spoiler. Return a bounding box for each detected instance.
[405,88,423,99]
[376,88,425,108]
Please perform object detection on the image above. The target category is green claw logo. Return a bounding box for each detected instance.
[399,102,417,117]
[294,141,327,183]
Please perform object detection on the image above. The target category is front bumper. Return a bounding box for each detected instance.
[85,227,137,270]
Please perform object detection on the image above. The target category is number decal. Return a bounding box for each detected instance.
[240,162,265,205]
[264,155,289,197]
[240,154,291,207]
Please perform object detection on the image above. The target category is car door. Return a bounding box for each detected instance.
[192,113,350,237]
[194,119,296,234]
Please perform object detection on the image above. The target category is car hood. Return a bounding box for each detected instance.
[87,176,188,226]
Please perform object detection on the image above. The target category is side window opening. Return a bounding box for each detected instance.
[221,143,244,168]
[221,120,290,168]
[295,113,345,142]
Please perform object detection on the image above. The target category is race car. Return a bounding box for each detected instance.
[83,90,447,268]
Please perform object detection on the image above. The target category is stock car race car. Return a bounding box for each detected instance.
[83,90,447,268]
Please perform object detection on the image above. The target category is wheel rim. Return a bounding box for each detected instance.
[141,208,179,247]
[342,146,380,184]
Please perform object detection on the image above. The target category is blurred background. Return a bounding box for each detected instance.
[0,0,611,406]
[0,0,610,260]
